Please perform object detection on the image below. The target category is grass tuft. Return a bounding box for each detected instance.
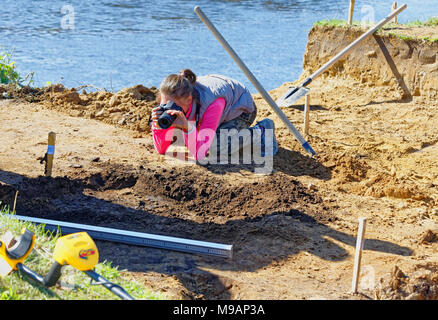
[313,16,438,43]
[0,46,34,86]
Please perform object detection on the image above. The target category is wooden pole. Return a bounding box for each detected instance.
[12,191,18,213]
[351,217,367,294]
[348,0,355,25]
[303,95,310,136]
[45,132,56,177]
[392,2,398,24]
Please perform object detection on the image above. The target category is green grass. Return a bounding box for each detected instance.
[422,36,438,43]
[404,16,438,27]
[314,16,438,28]
[387,33,416,41]
[0,51,20,85]
[0,47,34,86]
[313,16,438,43]
[0,204,165,300]
[402,16,438,43]
[313,19,372,28]
[313,19,350,27]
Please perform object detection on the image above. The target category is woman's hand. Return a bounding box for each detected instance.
[150,106,164,130]
[151,104,192,131]
[165,109,189,131]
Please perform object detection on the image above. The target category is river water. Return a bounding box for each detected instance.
[1,0,436,92]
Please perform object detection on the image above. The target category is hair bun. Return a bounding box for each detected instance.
[179,69,197,85]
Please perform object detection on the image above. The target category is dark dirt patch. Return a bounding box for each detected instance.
[0,161,341,298]
[131,164,329,221]
[1,160,333,231]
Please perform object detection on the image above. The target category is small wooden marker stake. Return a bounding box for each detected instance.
[392,2,398,24]
[348,0,355,25]
[351,217,367,294]
[12,191,18,213]
[45,132,56,177]
[303,95,310,136]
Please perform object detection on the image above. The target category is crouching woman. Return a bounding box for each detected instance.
[150,69,278,164]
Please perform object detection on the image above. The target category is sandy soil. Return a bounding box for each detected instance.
[0,25,437,300]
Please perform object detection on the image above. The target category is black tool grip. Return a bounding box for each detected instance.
[302,77,312,87]
[17,263,45,284]
[84,270,134,300]
[6,229,34,260]
[43,261,63,287]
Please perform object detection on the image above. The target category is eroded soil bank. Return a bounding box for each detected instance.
[0,24,437,299]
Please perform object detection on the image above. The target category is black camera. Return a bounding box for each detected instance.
[157,101,184,129]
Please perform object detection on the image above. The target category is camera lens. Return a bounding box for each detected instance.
[156,101,183,129]
[158,114,174,129]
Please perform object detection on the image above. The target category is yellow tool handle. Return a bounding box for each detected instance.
[0,229,35,271]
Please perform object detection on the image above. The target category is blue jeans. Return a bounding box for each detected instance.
[217,105,257,131]
[212,104,258,157]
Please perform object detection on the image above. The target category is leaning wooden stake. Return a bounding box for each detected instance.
[12,191,18,213]
[351,217,367,294]
[45,132,56,177]
[348,0,355,25]
[303,95,310,136]
[392,2,398,24]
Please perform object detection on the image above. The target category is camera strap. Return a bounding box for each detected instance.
[195,101,200,129]
[193,88,201,129]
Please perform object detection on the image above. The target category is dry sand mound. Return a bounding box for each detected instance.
[303,25,438,101]
[1,83,159,135]
[374,262,438,300]
[264,24,438,208]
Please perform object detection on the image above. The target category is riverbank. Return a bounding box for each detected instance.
[0,23,437,300]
